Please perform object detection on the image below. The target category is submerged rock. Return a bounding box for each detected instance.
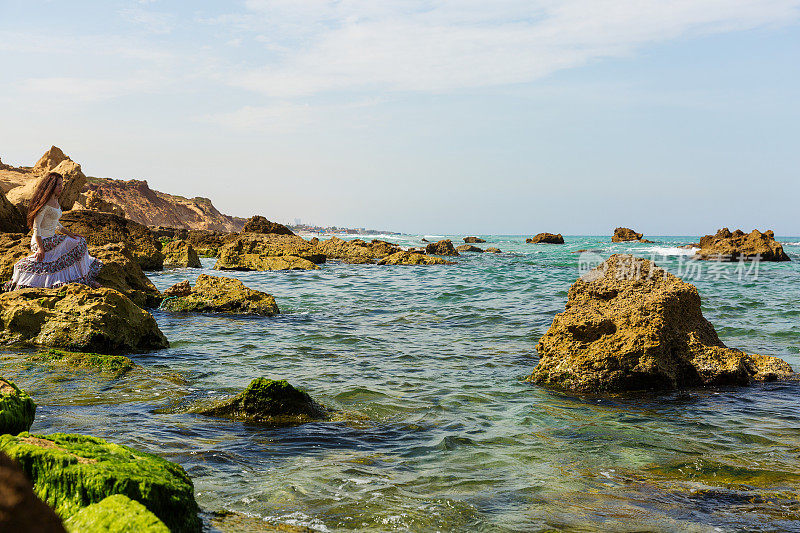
[456,244,484,253]
[695,228,790,262]
[425,239,459,256]
[242,215,294,235]
[63,494,169,533]
[30,349,135,378]
[0,432,201,532]
[196,378,327,426]
[526,233,564,244]
[161,274,279,316]
[89,243,162,308]
[530,254,793,392]
[0,451,66,533]
[60,211,164,271]
[162,239,201,268]
[612,227,652,243]
[214,235,321,271]
[463,237,486,243]
[0,285,169,354]
[377,252,455,265]
[0,378,35,435]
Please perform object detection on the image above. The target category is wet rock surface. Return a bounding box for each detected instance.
[695,228,790,262]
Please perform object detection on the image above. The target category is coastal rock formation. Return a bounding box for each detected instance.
[313,236,401,264]
[163,280,191,297]
[378,252,454,265]
[0,452,66,533]
[463,237,486,243]
[161,274,279,316]
[152,227,235,257]
[74,190,125,217]
[0,191,26,233]
[0,432,201,532]
[695,228,790,262]
[64,494,169,533]
[527,233,564,244]
[530,254,793,392]
[196,378,327,426]
[425,239,459,256]
[81,177,244,232]
[0,378,35,435]
[485,247,501,254]
[456,244,484,253]
[162,240,201,268]
[612,227,653,243]
[90,243,162,307]
[60,211,164,271]
[0,233,30,281]
[0,285,169,354]
[242,216,294,235]
[214,235,321,271]
[2,147,87,214]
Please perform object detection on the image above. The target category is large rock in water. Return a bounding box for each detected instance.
[63,494,169,533]
[0,451,66,533]
[161,274,279,316]
[612,227,652,243]
[425,239,459,256]
[214,234,321,271]
[463,237,486,243]
[378,251,454,265]
[695,228,790,262]
[313,236,401,264]
[60,211,164,271]
[89,243,162,308]
[5,147,87,213]
[0,190,26,233]
[162,239,201,268]
[530,254,793,392]
[526,233,564,244]
[0,285,168,354]
[242,215,294,235]
[195,378,327,426]
[0,378,35,435]
[0,432,200,532]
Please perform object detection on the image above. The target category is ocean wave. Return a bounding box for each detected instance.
[643,246,699,256]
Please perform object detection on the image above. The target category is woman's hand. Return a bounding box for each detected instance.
[34,249,45,262]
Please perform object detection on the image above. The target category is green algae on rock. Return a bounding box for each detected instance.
[196,378,327,426]
[63,494,170,533]
[0,432,201,533]
[0,377,35,435]
[530,254,793,392]
[0,285,169,354]
[31,349,135,378]
[162,239,201,268]
[377,251,455,265]
[161,274,279,316]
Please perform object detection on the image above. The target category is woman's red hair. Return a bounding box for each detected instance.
[26,172,63,229]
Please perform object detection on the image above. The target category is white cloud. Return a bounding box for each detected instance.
[223,0,800,96]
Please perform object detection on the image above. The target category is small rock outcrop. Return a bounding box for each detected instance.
[60,211,164,271]
[195,378,327,426]
[214,235,321,271]
[0,452,66,533]
[463,237,486,243]
[425,240,459,256]
[0,432,201,532]
[527,233,564,244]
[313,236,401,264]
[530,254,793,392]
[0,191,26,233]
[485,247,501,254]
[0,378,35,435]
[695,228,790,262]
[89,243,162,308]
[377,252,454,265]
[163,280,191,297]
[241,216,294,235]
[162,240,201,268]
[456,244,484,253]
[0,285,169,354]
[161,274,279,316]
[63,494,169,532]
[612,227,653,243]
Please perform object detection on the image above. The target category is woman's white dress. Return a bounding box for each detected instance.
[4,204,103,290]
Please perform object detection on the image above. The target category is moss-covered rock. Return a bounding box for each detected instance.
[0,451,66,533]
[196,378,327,426]
[162,240,201,268]
[161,274,279,316]
[0,432,201,532]
[63,494,169,533]
[0,285,169,354]
[30,349,135,378]
[377,252,454,265]
[0,377,35,435]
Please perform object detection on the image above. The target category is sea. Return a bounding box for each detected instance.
[3,235,800,532]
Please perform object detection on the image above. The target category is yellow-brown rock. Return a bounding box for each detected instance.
[526,233,564,244]
[695,228,790,262]
[5,147,87,213]
[463,237,486,243]
[161,274,278,316]
[214,235,321,271]
[163,280,191,297]
[377,252,454,265]
[162,240,201,268]
[530,254,792,392]
[75,190,125,217]
[242,216,294,235]
[60,211,164,271]
[0,285,168,354]
[425,240,459,256]
[0,234,30,282]
[456,244,484,253]
[612,227,652,243]
[313,236,401,264]
[89,243,162,308]
[0,191,26,233]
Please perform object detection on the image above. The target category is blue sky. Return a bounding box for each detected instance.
[1,1,799,235]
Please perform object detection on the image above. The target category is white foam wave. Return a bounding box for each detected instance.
[645,246,699,256]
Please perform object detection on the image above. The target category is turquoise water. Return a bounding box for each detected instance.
[3,235,800,532]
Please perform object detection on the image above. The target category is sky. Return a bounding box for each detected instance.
[1,0,799,235]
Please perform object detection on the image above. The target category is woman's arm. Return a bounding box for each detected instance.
[34,234,45,262]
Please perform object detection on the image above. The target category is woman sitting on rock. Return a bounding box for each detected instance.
[4,172,102,290]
